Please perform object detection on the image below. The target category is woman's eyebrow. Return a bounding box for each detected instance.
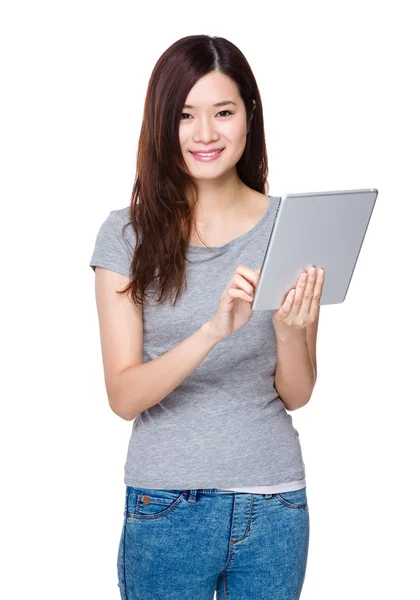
[182,100,237,109]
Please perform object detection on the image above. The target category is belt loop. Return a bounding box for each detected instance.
[185,489,198,503]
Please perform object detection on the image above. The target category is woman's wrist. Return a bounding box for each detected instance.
[274,325,307,343]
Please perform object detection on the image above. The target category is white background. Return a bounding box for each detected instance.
[1,0,419,598]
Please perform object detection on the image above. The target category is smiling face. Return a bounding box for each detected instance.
[179,71,254,180]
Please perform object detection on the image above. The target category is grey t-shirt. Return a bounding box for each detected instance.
[89,196,306,489]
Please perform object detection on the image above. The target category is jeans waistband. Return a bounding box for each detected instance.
[183,489,276,502]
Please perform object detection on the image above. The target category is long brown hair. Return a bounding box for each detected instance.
[118,34,269,308]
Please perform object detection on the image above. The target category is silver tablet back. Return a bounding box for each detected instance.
[251,188,378,310]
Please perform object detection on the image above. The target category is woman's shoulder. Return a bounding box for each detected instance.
[111,205,131,224]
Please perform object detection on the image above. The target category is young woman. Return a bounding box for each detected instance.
[90,34,323,600]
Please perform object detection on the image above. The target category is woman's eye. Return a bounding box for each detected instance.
[180,110,233,120]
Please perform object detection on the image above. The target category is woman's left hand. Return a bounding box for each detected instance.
[272,265,324,335]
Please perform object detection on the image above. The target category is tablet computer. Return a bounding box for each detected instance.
[251,188,378,310]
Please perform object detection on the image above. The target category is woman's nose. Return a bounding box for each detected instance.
[193,118,217,141]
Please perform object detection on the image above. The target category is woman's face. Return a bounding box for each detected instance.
[179,71,253,180]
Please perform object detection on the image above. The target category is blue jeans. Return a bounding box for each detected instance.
[117,485,310,599]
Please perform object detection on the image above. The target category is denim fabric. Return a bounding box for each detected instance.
[117,485,309,599]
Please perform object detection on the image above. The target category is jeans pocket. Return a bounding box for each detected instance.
[274,486,308,509]
[126,486,186,520]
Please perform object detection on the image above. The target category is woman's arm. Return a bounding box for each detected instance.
[112,321,220,420]
[274,328,317,411]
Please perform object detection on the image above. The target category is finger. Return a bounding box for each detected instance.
[228,287,253,303]
[298,266,317,320]
[289,270,307,321]
[284,289,295,312]
[233,272,254,296]
[277,288,295,318]
[236,264,259,288]
[309,268,324,319]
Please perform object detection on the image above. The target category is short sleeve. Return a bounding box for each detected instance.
[89,210,133,278]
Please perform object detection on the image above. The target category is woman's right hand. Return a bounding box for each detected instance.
[207,264,261,342]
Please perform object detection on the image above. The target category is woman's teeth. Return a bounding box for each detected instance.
[194,150,220,156]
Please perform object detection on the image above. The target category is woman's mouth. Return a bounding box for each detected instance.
[189,148,225,162]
